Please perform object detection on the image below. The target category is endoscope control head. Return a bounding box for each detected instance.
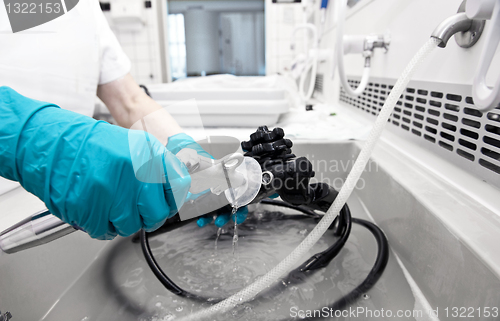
[242,126,318,206]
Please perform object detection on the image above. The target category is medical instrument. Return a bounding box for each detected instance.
[0,145,261,255]
[0,210,76,254]
[180,35,445,321]
[140,126,389,318]
[183,8,490,318]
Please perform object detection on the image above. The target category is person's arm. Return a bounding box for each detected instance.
[0,86,191,240]
[97,73,182,145]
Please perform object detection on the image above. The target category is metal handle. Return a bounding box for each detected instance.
[0,210,76,254]
[467,0,500,111]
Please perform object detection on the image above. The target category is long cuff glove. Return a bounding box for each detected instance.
[0,87,191,240]
[166,133,249,227]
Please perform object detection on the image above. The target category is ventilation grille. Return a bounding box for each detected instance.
[314,73,324,94]
[339,78,500,188]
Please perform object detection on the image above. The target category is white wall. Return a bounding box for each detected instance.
[265,0,306,75]
[103,0,164,85]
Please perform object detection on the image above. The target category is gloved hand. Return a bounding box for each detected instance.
[166,133,249,228]
[0,87,191,240]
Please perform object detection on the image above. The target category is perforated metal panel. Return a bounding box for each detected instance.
[339,77,500,188]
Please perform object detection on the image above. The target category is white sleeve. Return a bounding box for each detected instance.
[92,1,131,85]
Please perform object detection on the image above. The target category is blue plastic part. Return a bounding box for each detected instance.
[197,215,214,227]
[215,213,231,228]
[0,87,191,240]
[233,207,249,224]
[321,0,328,8]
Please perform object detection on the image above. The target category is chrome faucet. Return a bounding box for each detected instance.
[0,311,12,321]
[431,0,485,48]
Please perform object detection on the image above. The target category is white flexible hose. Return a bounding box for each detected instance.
[180,37,440,321]
[290,24,319,102]
[335,0,371,97]
[298,53,318,102]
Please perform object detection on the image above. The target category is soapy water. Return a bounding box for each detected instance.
[133,204,378,321]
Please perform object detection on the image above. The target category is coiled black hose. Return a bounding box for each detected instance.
[140,200,388,319]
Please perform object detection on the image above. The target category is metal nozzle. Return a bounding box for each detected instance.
[0,210,76,254]
[431,12,473,47]
[432,0,486,49]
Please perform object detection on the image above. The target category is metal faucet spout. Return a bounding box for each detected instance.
[431,12,474,47]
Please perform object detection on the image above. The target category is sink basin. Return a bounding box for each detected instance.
[1,138,499,320]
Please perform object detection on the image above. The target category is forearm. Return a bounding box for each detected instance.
[97,74,182,145]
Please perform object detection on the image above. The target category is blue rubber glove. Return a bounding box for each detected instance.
[166,133,249,228]
[0,87,191,240]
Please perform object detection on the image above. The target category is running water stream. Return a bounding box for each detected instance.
[232,207,240,272]
[214,228,222,251]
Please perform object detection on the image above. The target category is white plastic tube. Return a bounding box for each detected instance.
[298,52,318,102]
[335,0,371,97]
[180,37,440,321]
[290,24,319,102]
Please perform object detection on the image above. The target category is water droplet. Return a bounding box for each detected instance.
[362,293,370,300]
[176,306,183,312]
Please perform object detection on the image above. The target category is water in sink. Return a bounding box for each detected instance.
[40,198,422,321]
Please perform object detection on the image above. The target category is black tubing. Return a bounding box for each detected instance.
[140,201,351,302]
[140,200,388,321]
[322,217,390,315]
[140,229,217,302]
[260,199,321,219]
[259,203,389,321]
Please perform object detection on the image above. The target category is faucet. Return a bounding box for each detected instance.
[431,0,500,111]
[0,311,12,321]
[431,12,476,48]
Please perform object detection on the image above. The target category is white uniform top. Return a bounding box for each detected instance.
[0,0,131,195]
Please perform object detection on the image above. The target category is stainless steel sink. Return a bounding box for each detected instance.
[0,139,498,320]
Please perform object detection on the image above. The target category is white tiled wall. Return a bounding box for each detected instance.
[102,0,164,85]
[265,0,310,75]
